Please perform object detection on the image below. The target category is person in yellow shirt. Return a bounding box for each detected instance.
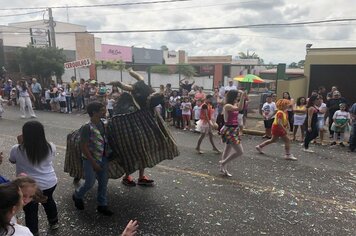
[256,99,297,161]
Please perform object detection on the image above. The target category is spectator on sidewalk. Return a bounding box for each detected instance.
[31,78,42,110]
[261,94,276,139]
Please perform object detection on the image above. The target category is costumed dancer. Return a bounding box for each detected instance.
[219,90,246,177]
[108,68,179,187]
[255,99,297,161]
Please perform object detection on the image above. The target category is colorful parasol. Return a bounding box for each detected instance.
[233,74,265,83]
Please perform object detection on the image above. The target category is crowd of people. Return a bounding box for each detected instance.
[0,72,355,236]
[259,86,356,154]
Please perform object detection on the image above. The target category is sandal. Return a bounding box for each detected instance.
[137,176,154,186]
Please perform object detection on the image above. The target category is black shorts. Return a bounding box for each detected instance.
[264,119,274,128]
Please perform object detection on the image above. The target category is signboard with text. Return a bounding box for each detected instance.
[30,28,49,47]
[64,58,91,70]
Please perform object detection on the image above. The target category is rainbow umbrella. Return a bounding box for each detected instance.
[233,74,265,83]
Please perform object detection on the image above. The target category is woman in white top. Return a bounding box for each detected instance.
[0,182,33,236]
[9,121,58,235]
[17,80,36,119]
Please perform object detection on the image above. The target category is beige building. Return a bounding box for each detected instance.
[304,47,356,102]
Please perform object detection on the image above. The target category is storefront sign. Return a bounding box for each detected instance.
[64,58,91,69]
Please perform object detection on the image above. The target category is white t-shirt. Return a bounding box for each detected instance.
[9,143,57,190]
[17,85,30,97]
[333,110,350,122]
[261,102,276,120]
[224,85,237,91]
[193,105,201,120]
[107,98,115,110]
[181,102,192,115]
[317,103,326,118]
[5,223,33,236]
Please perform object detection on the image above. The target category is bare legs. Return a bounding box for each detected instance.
[256,135,296,160]
[219,144,243,176]
[293,125,305,141]
[196,132,220,154]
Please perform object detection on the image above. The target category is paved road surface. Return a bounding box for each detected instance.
[0,106,355,236]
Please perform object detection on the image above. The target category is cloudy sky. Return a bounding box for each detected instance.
[2,0,356,64]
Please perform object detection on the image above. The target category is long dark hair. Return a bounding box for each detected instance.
[306,94,318,108]
[296,96,306,106]
[0,183,21,236]
[225,90,238,105]
[19,80,27,92]
[283,92,291,100]
[20,121,52,165]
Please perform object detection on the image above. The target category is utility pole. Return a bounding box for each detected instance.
[48,8,56,48]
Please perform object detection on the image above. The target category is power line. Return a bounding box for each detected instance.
[0,0,190,10]
[51,18,356,34]
[0,10,45,17]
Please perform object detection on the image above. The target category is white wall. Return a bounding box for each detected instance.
[62,68,214,92]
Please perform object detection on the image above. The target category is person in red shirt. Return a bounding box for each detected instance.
[255,99,297,161]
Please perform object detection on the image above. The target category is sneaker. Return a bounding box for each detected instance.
[330,141,337,146]
[97,206,114,216]
[285,154,297,161]
[303,148,314,153]
[137,176,154,186]
[339,142,345,147]
[49,223,60,230]
[20,115,26,119]
[30,115,37,118]
[122,176,136,187]
[72,194,84,210]
[183,128,187,131]
[255,145,264,154]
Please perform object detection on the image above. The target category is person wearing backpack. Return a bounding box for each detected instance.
[72,101,114,216]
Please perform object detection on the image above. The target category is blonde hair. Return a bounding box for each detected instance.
[275,99,291,110]
[12,176,47,203]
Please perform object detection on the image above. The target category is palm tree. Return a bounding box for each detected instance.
[238,51,264,64]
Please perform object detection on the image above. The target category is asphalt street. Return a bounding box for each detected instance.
[0,106,355,236]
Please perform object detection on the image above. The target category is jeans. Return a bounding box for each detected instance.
[75,157,109,206]
[24,184,58,234]
[66,96,72,112]
[76,96,83,110]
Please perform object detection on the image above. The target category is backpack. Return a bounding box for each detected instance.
[64,127,84,179]
[64,122,125,179]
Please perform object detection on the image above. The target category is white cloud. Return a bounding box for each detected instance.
[2,0,356,64]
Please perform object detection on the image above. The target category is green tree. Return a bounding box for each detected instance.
[288,62,298,68]
[16,45,66,79]
[150,64,170,74]
[298,60,305,68]
[176,63,196,78]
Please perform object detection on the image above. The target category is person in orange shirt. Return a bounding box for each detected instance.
[255,99,297,160]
